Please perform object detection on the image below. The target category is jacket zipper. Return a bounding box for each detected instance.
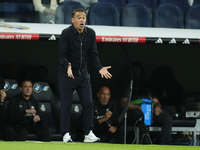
[79,33,84,76]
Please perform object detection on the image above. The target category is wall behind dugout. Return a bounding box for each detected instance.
[0,40,200,95]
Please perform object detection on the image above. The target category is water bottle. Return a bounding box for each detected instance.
[31,106,36,125]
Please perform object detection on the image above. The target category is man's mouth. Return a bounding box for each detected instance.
[103,100,107,103]
[80,23,84,27]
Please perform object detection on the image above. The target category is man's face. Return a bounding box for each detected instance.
[20,81,33,99]
[71,11,86,33]
[132,66,142,80]
[97,87,111,106]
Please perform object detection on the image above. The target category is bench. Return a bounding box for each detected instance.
[149,118,200,146]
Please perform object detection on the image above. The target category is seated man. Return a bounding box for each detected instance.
[0,77,15,141]
[121,62,172,145]
[149,66,184,116]
[93,86,123,144]
[33,0,59,23]
[8,78,50,141]
[59,0,98,14]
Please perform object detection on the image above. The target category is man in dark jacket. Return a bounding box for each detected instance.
[58,8,112,143]
[93,86,123,143]
[126,62,172,145]
[0,77,15,141]
[8,79,50,141]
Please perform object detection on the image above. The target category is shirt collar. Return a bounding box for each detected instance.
[20,93,32,101]
[71,24,88,35]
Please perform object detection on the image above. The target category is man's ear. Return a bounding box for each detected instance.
[71,18,74,23]
[20,87,22,92]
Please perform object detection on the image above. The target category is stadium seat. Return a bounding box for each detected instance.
[153,4,184,28]
[32,81,62,141]
[4,3,20,22]
[88,2,119,26]
[3,79,20,109]
[55,1,84,24]
[7,0,18,2]
[185,5,200,29]
[121,3,152,27]
[98,0,126,13]
[127,0,157,9]
[158,0,190,15]
[70,90,83,123]
[17,0,39,23]
[149,66,184,113]
[193,0,200,6]
[0,2,4,21]
[70,90,84,141]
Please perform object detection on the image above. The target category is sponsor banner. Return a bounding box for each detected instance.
[39,34,60,41]
[38,35,200,45]
[146,37,200,45]
[0,33,39,40]
[0,32,200,45]
[96,36,146,43]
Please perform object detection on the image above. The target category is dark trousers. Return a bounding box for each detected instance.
[128,109,172,145]
[94,125,124,144]
[14,124,50,141]
[152,110,172,144]
[0,124,15,141]
[58,70,93,136]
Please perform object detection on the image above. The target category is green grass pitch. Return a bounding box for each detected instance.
[0,141,199,150]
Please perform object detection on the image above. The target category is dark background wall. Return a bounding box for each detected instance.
[0,40,200,96]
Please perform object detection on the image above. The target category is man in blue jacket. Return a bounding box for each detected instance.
[58,8,112,143]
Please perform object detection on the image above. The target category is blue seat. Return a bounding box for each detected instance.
[153,4,184,28]
[55,1,84,24]
[0,2,5,20]
[185,5,200,29]
[127,0,157,9]
[7,0,18,2]
[193,0,200,6]
[88,2,119,26]
[98,0,126,12]
[121,3,152,27]
[4,3,20,22]
[1,0,37,23]
[18,3,38,23]
[158,0,190,15]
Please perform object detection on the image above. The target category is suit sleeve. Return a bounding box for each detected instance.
[0,104,8,121]
[93,104,110,131]
[35,100,41,118]
[59,29,70,72]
